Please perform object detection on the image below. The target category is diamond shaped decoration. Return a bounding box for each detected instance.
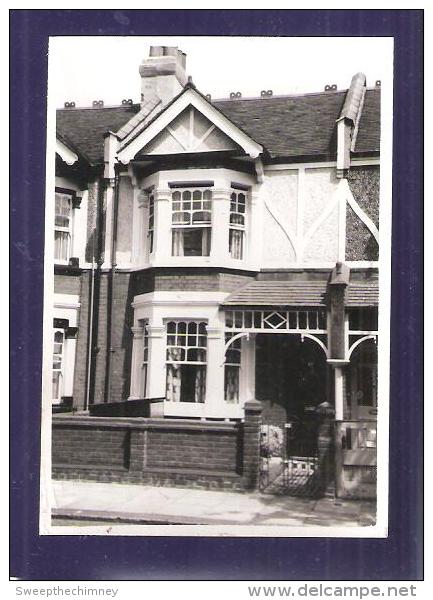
[263,311,287,329]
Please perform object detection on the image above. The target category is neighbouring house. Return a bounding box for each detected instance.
[51,46,380,499]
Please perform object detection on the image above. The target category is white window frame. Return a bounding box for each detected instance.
[54,187,76,263]
[141,319,149,397]
[165,320,208,404]
[224,333,241,404]
[171,187,212,257]
[52,328,65,402]
[229,187,247,260]
[147,190,155,256]
[51,295,80,404]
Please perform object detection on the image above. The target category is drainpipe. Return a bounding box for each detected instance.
[84,230,95,411]
[84,173,104,409]
[105,166,120,403]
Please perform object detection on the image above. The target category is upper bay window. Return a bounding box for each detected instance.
[147,191,154,256]
[229,188,247,260]
[171,188,212,256]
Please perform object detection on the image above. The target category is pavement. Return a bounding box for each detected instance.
[52,480,376,527]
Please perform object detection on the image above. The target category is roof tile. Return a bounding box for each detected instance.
[56,87,380,164]
[222,279,378,307]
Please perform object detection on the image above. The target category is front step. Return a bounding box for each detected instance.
[324,482,336,499]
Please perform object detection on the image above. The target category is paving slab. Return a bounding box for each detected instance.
[51,480,376,527]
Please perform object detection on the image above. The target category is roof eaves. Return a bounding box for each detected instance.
[56,131,93,166]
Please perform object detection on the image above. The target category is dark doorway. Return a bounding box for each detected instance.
[256,334,329,450]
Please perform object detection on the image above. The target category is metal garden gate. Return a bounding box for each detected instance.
[259,414,324,497]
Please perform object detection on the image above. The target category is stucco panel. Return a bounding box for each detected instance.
[302,204,339,262]
[117,177,133,254]
[265,170,298,237]
[262,208,297,265]
[303,167,338,234]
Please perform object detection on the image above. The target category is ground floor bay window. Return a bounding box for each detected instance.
[51,305,79,406]
[166,321,207,403]
[224,334,241,403]
[52,329,64,402]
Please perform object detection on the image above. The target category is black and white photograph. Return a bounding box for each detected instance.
[41,35,393,536]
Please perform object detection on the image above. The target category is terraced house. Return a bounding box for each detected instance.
[51,46,381,500]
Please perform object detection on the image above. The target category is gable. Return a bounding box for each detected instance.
[117,86,263,164]
[139,106,240,155]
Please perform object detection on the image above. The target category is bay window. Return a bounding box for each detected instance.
[171,188,212,256]
[166,321,207,403]
[55,189,74,261]
[224,334,241,403]
[52,329,64,402]
[147,191,154,255]
[141,319,149,397]
[229,188,246,260]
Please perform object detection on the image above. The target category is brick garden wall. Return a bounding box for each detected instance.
[52,404,262,491]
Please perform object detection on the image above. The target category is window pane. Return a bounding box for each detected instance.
[193,190,202,200]
[52,372,61,401]
[182,190,191,201]
[188,322,197,334]
[166,364,181,401]
[183,229,206,256]
[187,348,206,362]
[197,334,207,348]
[225,366,240,403]
[167,347,185,362]
[187,334,196,347]
[229,229,244,260]
[166,364,206,403]
[54,231,70,261]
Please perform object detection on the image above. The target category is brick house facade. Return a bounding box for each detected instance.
[51,46,380,498]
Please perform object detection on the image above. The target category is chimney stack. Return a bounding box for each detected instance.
[139,46,187,108]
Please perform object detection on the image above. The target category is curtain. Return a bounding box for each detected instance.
[224,366,240,403]
[230,229,243,260]
[194,366,206,403]
[172,229,184,256]
[166,364,181,402]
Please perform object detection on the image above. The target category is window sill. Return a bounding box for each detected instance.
[54,263,82,275]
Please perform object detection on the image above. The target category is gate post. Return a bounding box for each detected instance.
[316,402,335,495]
[242,400,263,490]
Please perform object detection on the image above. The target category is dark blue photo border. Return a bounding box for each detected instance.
[10,9,423,581]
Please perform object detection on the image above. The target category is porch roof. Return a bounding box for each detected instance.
[221,280,378,308]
